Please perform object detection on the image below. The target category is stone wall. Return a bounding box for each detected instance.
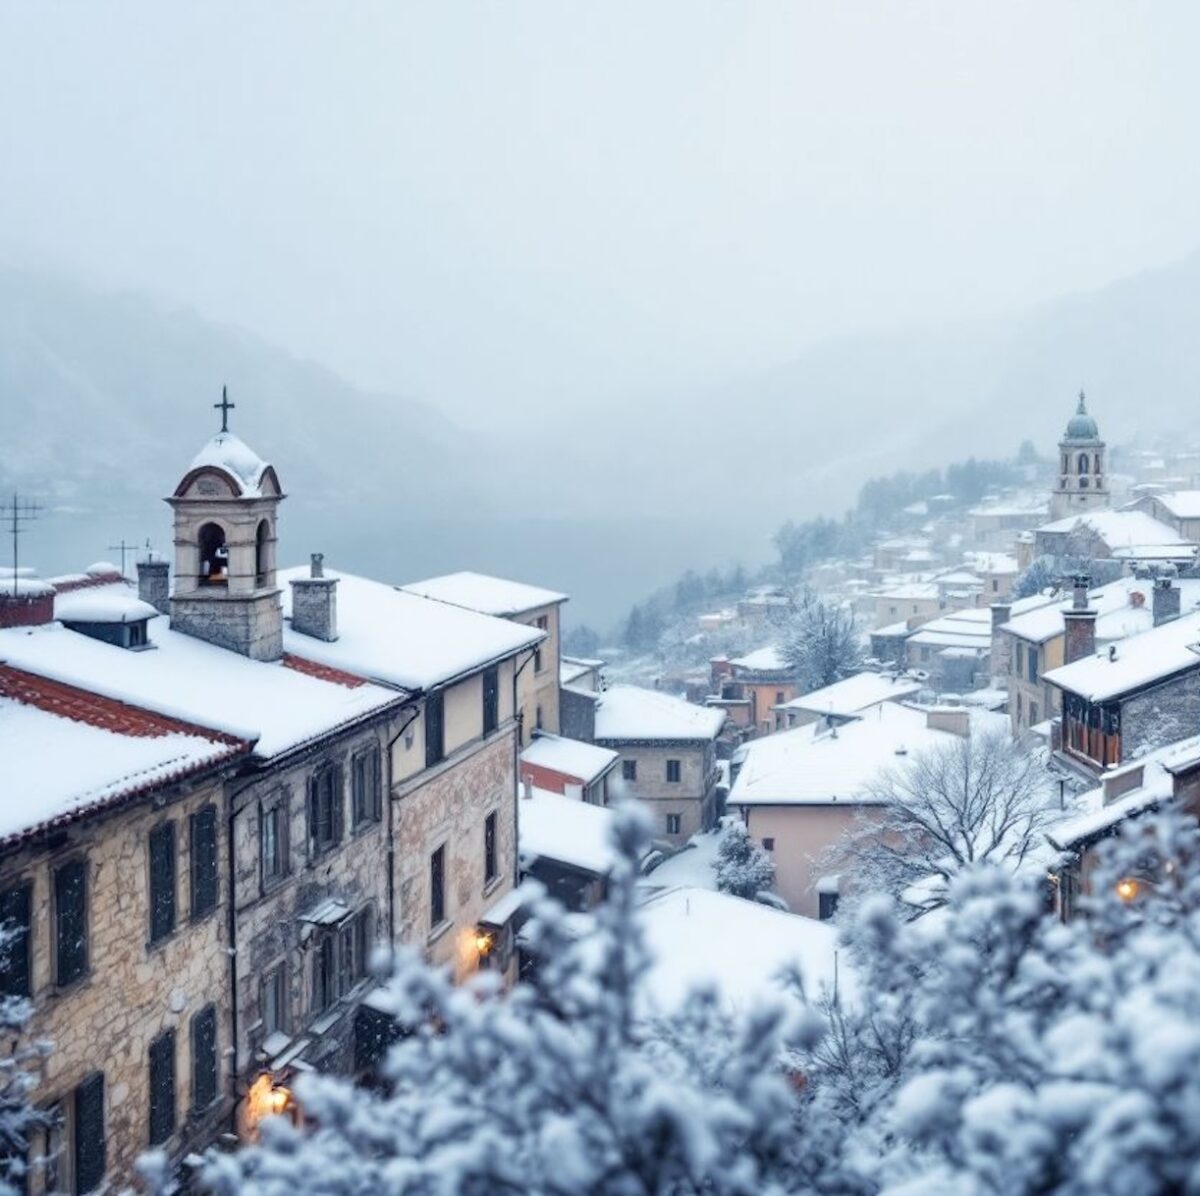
[603,741,717,845]
[1122,670,1200,761]
[0,776,231,1193]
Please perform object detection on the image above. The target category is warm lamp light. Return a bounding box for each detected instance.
[474,930,494,956]
[1115,876,1141,903]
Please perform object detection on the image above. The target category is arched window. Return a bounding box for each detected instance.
[1094,453,1101,476]
[1061,453,1068,475]
[1077,453,1089,474]
[198,523,228,586]
[255,519,271,588]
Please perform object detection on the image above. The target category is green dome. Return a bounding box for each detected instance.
[1065,390,1099,440]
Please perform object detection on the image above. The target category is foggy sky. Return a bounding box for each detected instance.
[3,2,1200,431]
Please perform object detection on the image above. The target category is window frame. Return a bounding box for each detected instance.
[189,804,219,921]
[190,1004,219,1114]
[148,1028,176,1147]
[665,759,681,783]
[73,1072,105,1195]
[148,822,177,945]
[262,961,288,1038]
[665,813,682,835]
[260,799,288,890]
[484,811,498,885]
[54,857,89,988]
[424,692,446,769]
[430,844,446,930]
[621,759,637,782]
[351,745,383,830]
[307,764,343,859]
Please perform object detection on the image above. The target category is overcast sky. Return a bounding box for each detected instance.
[3,2,1200,429]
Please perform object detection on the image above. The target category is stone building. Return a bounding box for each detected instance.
[587,685,725,846]
[0,409,547,1192]
[400,572,568,743]
[1049,391,1109,522]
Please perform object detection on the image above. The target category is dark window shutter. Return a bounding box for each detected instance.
[333,766,345,844]
[73,1072,105,1194]
[372,749,383,821]
[306,776,318,859]
[425,693,445,768]
[191,1006,218,1111]
[148,824,176,943]
[0,884,32,998]
[483,667,499,736]
[55,860,87,985]
[430,845,445,927]
[484,813,497,882]
[148,1030,176,1145]
[190,806,219,919]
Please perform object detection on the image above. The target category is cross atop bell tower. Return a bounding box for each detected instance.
[214,385,235,434]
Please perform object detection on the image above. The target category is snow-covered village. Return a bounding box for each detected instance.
[5,7,1200,1195]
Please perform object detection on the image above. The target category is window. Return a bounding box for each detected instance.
[148,823,176,943]
[0,883,32,998]
[533,616,549,673]
[775,691,784,705]
[197,522,228,587]
[190,805,218,920]
[762,837,775,852]
[1027,646,1038,684]
[819,892,841,921]
[484,811,498,884]
[482,666,499,736]
[148,1030,176,1146]
[992,579,999,592]
[261,802,287,886]
[354,908,372,982]
[73,1073,105,1194]
[313,935,336,1014]
[665,759,681,783]
[191,1005,218,1112]
[535,704,544,732]
[255,519,271,587]
[430,845,446,929]
[307,765,342,857]
[41,1102,63,1194]
[622,759,637,782]
[425,692,445,768]
[1029,701,1039,725]
[262,963,287,1037]
[338,908,372,993]
[665,814,682,835]
[352,746,382,828]
[1078,452,1089,474]
[54,859,87,986]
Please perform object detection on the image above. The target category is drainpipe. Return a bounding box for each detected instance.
[224,780,244,1138]
[386,702,423,947]
[511,647,539,885]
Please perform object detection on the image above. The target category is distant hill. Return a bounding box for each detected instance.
[540,247,1200,522]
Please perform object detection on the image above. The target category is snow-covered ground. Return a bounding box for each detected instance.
[641,821,730,890]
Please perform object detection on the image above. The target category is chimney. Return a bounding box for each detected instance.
[1062,574,1097,665]
[989,600,1013,678]
[1153,575,1181,627]
[289,553,339,642]
[137,558,170,615]
[0,579,55,628]
[925,706,970,737]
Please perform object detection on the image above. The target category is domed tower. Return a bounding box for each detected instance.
[1050,390,1108,521]
[167,390,284,660]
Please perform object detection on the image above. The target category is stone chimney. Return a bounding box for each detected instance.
[289,553,339,641]
[0,579,55,629]
[1153,575,1181,627]
[989,601,1013,678]
[136,558,171,615]
[1062,574,1097,665]
[925,706,970,737]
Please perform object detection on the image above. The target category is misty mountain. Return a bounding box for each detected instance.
[550,248,1200,523]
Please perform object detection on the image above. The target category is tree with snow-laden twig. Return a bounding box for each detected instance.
[782,589,862,695]
[713,820,779,906]
[833,728,1057,914]
[0,929,49,1196]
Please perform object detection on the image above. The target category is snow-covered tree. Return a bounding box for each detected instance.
[782,591,862,694]
[833,728,1056,914]
[204,805,810,1196]
[714,821,778,904]
[0,934,49,1196]
[1011,555,1056,600]
[800,804,1200,1196]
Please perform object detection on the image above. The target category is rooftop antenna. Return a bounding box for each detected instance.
[0,492,42,597]
[214,385,235,434]
[143,537,158,564]
[106,538,138,577]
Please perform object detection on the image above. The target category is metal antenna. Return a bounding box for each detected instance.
[107,539,137,577]
[0,492,43,596]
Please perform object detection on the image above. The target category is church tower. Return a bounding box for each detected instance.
[167,390,284,660]
[1050,390,1108,521]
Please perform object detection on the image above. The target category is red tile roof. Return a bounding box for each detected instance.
[282,652,368,689]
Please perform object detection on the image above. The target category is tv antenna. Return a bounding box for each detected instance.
[0,492,43,597]
[107,539,138,576]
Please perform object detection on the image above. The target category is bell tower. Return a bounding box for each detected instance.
[1050,390,1108,521]
[167,388,284,660]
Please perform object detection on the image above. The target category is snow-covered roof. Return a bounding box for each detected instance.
[637,886,844,1013]
[400,570,567,616]
[782,672,923,717]
[560,656,602,686]
[906,608,992,650]
[521,733,618,785]
[876,582,940,601]
[0,669,245,845]
[280,567,543,690]
[967,551,1020,575]
[1036,509,1190,549]
[54,585,159,625]
[871,620,913,638]
[185,431,274,497]
[0,619,400,760]
[1043,608,1200,702]
[0,577,55,598]
[519,788,619,876]
[1046,735,1200,849]
[1003,576,1200,646]
[1147,490,1200,520]
[729,645,789,673]
[730,702,989,807]
[593,685,726,743]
